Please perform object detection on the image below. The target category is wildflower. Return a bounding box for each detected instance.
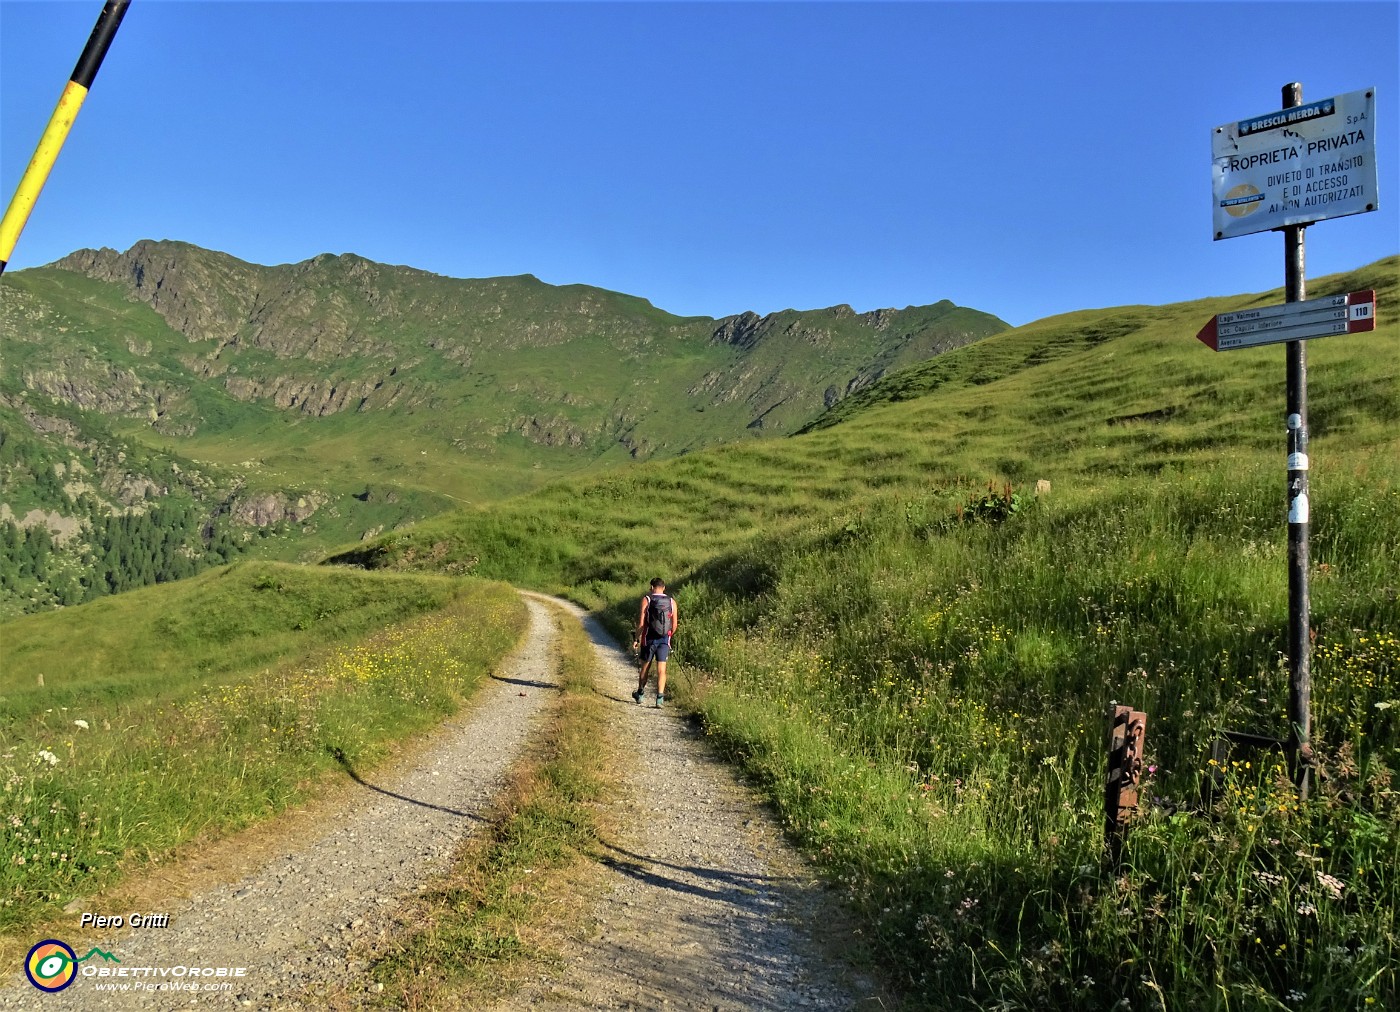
[1316,871,1345,899]
[73,719,89,730]
[1286,991,1306,1004]
[1297,903,1317,916]
[35,750,59,767]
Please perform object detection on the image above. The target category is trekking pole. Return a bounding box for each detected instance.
[0,0,131,277]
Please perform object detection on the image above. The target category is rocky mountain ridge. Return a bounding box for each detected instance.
[22,240,1007,446]
[0,239,1008,613]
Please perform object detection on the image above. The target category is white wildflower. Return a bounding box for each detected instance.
[35,750,59,767]
[1316,871,1345,900]
[73,719,89,731]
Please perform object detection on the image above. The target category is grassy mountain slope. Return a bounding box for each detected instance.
[335,256,1399,592]
[0,240,1004,611]
[330,256,1399,1009]
[10,240,1006,466]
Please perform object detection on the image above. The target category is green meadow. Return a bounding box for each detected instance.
[0,563,526,938]
[1,256,1394,1008]
[332,257,1399,1010]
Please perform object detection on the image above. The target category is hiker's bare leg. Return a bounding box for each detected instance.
[637,659,652,693]
[656,660,668,697]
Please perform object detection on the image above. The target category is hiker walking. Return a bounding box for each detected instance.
[633,578,677,707]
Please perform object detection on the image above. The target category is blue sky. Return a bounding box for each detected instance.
[2,1,1396,326]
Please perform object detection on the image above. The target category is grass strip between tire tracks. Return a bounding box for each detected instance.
[327,602,617,1010]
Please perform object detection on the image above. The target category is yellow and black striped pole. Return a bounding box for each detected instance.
[0,0,131,277]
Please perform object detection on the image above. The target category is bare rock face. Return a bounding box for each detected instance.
[512,414,592,448]
[54,242,260,345]
[860,307,895,330]
[0,504,83,543]
[0,394,83,443]
[100,472,167,506]
[223,374,387,416]
[52,242,397,363]
[230,491,325,527]
[21,359,179,420]
[712,311,764,349]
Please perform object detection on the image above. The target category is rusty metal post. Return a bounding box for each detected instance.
[1105,702,1147,859]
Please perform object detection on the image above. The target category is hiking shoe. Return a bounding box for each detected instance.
[631,689,643,704]
[655,694,665,708]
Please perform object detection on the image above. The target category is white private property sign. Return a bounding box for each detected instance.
[1212,88,1378,240]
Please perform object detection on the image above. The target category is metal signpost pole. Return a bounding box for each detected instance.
[1209,81,1378,799]
[1281,82,1312,800]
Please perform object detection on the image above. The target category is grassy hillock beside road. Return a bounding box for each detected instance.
[0,563,527,941]
[334,257,1399,1010]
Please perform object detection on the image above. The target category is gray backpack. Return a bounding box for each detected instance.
[645,594,673,639]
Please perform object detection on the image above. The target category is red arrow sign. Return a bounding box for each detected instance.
[1197,290,1376,351]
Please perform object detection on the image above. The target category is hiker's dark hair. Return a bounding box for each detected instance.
[650,577,666,590]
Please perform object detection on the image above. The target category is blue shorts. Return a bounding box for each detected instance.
[641,637,671,663]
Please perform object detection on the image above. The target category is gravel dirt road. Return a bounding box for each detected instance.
[488,597,886,1011]
[3,594,885,1010]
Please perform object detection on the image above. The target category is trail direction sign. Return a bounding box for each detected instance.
[1212,88,1378,240]
[1196,290,1376,351]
